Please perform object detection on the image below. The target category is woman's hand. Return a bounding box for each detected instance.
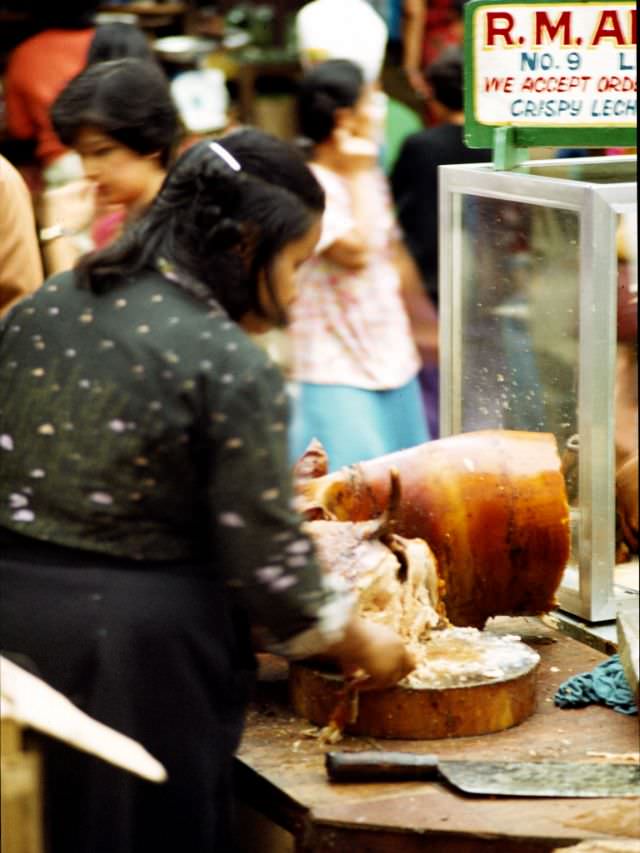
[38,179,96,234]
[37,179,97,276]
[333,128,378,173]
[323,229,369,270]
[325,616,415,691]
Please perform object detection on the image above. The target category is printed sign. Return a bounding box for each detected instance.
[464,0,637,147]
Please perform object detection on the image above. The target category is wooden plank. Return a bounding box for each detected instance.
[617,599,640,704]
[0,751,44,853]
[554,842,640,853]
[235,618,640,852]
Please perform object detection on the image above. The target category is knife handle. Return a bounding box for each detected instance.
[326,751,439,782]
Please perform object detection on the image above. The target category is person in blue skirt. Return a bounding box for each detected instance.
[288,59,430,471]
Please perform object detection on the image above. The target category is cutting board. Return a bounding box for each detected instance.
[290,630,540,739]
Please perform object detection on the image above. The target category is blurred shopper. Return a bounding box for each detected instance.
[288,59,430,470]
[391,47,491,307]
[86,20,156,65]
[295,0,425,179]
[391,47,491,436]
[4,5,97,187]
[381,0,429,106]
[39,58,179,274]
[421,0,464,73]
[0,129,413,853]
[0,155,44,316]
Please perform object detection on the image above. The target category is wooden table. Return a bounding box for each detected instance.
[234,617,640,852]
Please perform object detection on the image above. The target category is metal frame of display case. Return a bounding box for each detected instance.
[439,155,637,622]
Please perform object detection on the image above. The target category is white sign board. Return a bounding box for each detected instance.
[466,1,636,144]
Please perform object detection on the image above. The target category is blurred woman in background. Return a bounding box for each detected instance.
[39,58,179,274]
[288,59,431,470]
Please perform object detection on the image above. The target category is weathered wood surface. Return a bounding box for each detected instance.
[0,720,44,853]
[554,841,640,853]
[235,618,640,853]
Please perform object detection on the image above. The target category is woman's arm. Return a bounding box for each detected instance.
[403,0,429,97]
[322,227,369,270]
[313,134,380,271]
[205,349,413,686]
[37,179,96,275]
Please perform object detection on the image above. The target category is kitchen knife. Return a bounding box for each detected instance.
[325,751,640,798]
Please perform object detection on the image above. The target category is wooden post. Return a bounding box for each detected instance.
[1,719,45,853]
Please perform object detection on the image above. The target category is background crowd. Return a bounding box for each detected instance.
[0,2,471,849]
[0,0,485,452]
[0,1,636,851]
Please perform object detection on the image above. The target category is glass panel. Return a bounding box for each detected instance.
[514,160,637,185]
[456,194,582,567]
[458,194,580,445]
[614,205,639,593]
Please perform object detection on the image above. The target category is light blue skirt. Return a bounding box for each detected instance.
[288,377,430,472]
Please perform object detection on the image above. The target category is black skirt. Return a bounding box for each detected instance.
[0,529,256,853]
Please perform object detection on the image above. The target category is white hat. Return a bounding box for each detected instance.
[296,0,388,84]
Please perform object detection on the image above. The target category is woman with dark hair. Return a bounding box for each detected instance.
[289,59,431,470]
[51,57,178,201]
[39,58,180,274]
[0,128,413,853]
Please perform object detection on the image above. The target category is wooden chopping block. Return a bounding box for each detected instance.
[298,430,570,628]
[289,664,538,739]
[290,629,540,739]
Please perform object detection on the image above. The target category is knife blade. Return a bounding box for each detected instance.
[325,751,640,798]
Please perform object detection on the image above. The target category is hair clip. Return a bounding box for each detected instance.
[209,141,241,172]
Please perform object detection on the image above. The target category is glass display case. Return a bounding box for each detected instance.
[439,155,637,621]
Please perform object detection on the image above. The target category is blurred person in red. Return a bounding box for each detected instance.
[422,0,464,70]
[419,0,467,124]
[4,4,98,188]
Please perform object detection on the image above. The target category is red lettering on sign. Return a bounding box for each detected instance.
[484,76,515,92]
[534,10,573,46]
[486,12,516,46]
[597,75,638,92]
[591,10,627,46]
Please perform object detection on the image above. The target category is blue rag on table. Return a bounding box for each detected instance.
[554,654,638,715]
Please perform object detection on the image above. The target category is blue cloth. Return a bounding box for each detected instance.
[288,376,430,471]
[554,654,638,715]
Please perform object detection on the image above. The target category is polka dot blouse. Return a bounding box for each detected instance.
[0,269,352,654]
